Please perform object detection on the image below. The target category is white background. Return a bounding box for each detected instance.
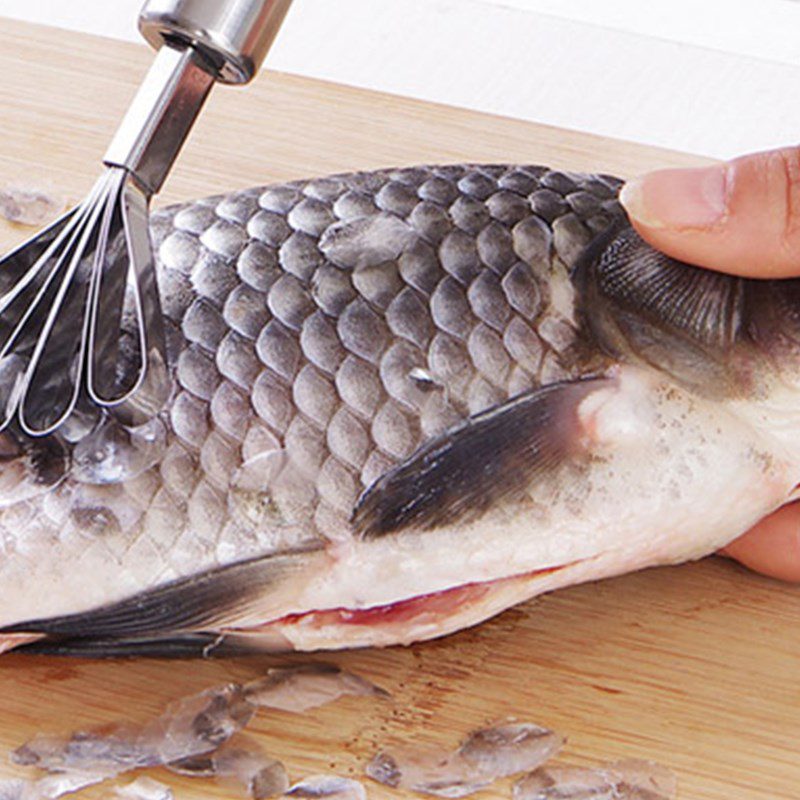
[2,0,800,159]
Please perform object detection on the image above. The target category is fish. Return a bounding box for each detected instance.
[1,162,800,657]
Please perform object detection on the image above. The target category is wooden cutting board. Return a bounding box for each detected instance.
[0,17,798,800]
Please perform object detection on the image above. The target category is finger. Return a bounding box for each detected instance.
[720,502,800,582]
[620,147,800,278]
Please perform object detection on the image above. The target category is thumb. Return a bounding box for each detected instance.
[620,146,800,278]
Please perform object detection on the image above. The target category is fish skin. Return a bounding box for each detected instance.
[1,163,800,656]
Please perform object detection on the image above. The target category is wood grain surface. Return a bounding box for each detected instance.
[0,17,798,800]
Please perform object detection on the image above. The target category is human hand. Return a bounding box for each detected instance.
[620,147,800,581]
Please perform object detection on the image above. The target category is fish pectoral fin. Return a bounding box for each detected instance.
[1,545,327,650]
[353,376,614,539]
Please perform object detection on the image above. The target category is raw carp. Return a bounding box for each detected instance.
[1,164,799,656]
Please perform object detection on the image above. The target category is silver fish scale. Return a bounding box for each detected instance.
[1,165,623,598]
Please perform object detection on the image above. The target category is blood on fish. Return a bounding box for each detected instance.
[255,566,567,633]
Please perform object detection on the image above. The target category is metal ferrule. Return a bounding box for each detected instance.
[103,44,214,196]
[138,0,293,84]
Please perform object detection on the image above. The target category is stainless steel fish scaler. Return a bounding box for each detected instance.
[0,0,293,436]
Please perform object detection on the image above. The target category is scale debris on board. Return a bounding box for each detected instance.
[0,664,677,799]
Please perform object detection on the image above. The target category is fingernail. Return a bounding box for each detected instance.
[620,165,728,230]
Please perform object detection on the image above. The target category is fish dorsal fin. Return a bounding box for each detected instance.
[353,377,611,539]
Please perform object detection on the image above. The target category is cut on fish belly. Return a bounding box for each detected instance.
[2,163,800,656]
